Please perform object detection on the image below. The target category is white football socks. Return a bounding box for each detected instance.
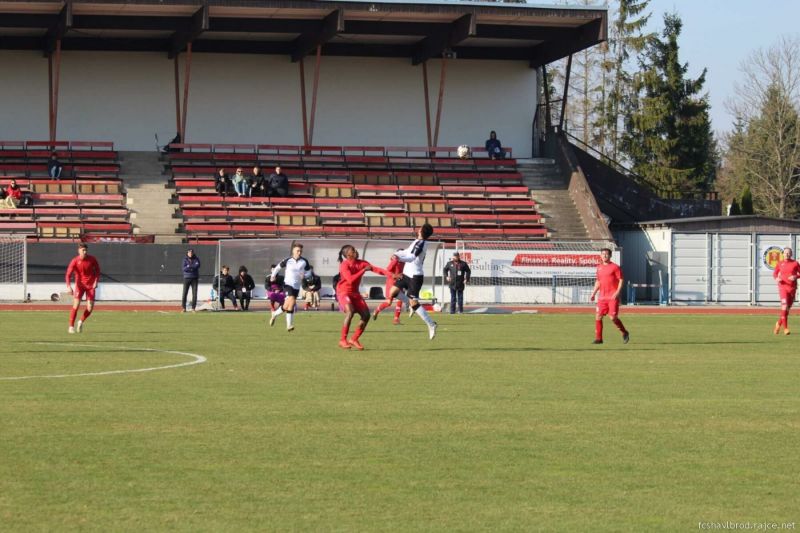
[415,306,435,327]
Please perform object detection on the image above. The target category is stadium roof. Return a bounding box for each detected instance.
[0,0,607,66]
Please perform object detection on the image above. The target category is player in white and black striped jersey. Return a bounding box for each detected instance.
[375,223,437,340]
[269,242,314,332]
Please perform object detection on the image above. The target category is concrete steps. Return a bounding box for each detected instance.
[519,159,591,241]
[119,151,183,244]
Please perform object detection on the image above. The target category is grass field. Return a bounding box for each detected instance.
[0,309,798,531]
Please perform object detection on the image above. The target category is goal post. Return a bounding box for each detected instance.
[453,240,618,304]
[0,235,27,302]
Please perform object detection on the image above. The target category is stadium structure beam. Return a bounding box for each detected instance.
[529,17,605,68]
[432,55,448,146]
[291,9,344,63]
[422,62,432,147]
[412,13,475,66]
[298,46,324,146]
[180,43,193,141]
[169,3,208,59]
[0,14,57,29]
[43,1,72,58]
[560,53,572,131]
[48,39,62,142]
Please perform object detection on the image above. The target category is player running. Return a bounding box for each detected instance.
[269,243,314,332]
[371,250,408,325]
[65,243,101,334]
[589,247,629,345]
[336,245,397,350]
[376,224,437,340]
[773,246,800,335]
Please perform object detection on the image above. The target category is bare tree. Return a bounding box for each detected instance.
[726,36,800,218]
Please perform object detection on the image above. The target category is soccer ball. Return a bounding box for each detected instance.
[456,145,471,159]
[432,303,442,312]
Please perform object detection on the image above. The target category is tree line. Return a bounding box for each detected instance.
[547,0,800,218]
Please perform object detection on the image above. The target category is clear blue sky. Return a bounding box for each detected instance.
[539,0,800,134]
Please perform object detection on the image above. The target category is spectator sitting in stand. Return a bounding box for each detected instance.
[1,179,24,209]
[234,265,256,311]
[267,166,289,197]
[213,265,239,310]
[215,168,233,197]
[250,166,268,197]
[48,153,63,179]
[302,272,322,310]
[485,130,505,160]
[232,167,250,197]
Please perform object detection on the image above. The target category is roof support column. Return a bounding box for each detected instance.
[422,61,432,147]
[180,42,193,142]
[559,54,572,132]
[173,55,181,138]
[48,39,62,142]
[309,45,322,146]
[299,58,309,146]
[542,64,552,130]
[433,55,448,147]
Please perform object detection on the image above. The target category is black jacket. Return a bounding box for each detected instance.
[213,273,236,294]
[234,273,256,293]
[215,174,233,195]
[268,172,289,192]
[302,274,321,292]
[443,260,471,290]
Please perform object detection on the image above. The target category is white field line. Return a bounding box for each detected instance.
[0,342,207,381]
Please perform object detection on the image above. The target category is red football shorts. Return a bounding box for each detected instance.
[779,287,796,307]
[338,293,369,314]
[74,284,96,302]
[596,298,620,317]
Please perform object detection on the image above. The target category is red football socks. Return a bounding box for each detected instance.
[69,308,78,327]
[595,320,603,341]
[340,324,350,341]
[82,309,92,321]
[612,317,627,334]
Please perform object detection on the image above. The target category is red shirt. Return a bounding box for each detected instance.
[66,255,101,288]
[774,259,800,289]
[596,261,622,301]
[337,259,390,295]
[386,256,403,277]
[6,185,22,200]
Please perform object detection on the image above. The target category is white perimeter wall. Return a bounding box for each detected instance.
[0,51,537,156]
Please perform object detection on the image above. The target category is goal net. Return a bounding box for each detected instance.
[0,235,27,302]
[217,238,447,301]
[452,240,618,304]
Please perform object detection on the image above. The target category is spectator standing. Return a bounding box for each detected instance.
[443,252,471,314]
[267,166,289,197]
[485,131,505,160]
[235,265,256,311]
[48,153,63,179]
[232,167,250,197]
[215,168,233,196]
[181,248,201,312]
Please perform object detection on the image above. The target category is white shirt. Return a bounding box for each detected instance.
[395,239,428,277]
[271,256,312,290]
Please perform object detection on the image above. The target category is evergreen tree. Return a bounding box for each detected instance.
[729,199,741,216]
[594,0,652,160]
[740,185,754,215]
[622,13,717,194]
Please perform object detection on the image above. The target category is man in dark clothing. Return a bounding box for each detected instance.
[443,252,471,314]
[234,265,256,310]
[48,153,63,179]
[250,166,268,197]
[213,265,238,310]
[215,168,233,196]
[181,249,201,312]
[267,165,289,197]
[485,130,505,160]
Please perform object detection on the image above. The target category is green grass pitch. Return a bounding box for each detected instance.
[0,310,798,531]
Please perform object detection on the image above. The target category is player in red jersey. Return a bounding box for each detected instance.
[589,248,629,344]
[336,245,397,350]
[65,243,101,334]
[371,250,409,325]
[772,246,800,335]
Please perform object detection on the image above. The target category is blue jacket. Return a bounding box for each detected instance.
[182,256,201,279]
